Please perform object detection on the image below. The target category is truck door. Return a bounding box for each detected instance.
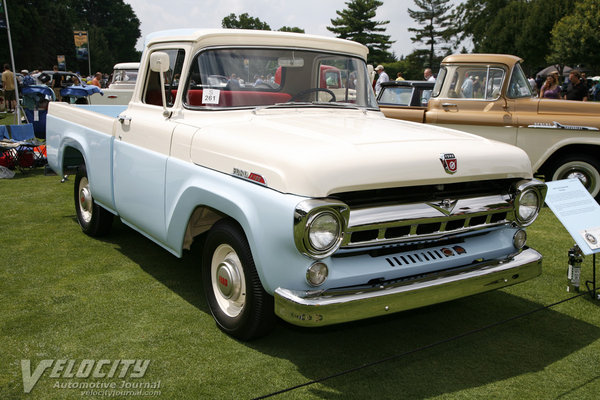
[429,64,518,145]
[112,48,184,243]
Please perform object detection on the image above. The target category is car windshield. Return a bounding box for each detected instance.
[432,65,506,100]
[110,69,138,86]
[378,86,414,106]
[183,47,378,109]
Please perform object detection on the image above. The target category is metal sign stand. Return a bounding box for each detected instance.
[585,254,598,300]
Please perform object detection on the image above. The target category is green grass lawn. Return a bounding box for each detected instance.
[1,167,599,399]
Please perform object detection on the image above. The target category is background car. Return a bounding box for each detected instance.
[377,80,434,107]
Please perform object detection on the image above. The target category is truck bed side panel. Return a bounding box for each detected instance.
[46,103,123,212]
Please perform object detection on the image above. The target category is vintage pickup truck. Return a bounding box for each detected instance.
[47,30,546,340]
[88,62,139,105]
[379,54,600,201]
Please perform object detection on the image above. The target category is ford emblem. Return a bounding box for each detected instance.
[440,153,457,174]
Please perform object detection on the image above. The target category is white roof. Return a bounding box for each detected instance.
[112,62,140,70]
[144,29,369,60]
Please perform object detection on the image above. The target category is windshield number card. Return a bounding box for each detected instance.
[202,89,220,105]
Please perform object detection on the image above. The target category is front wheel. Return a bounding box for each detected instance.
[548,155,600,201]
[202,220,274,340]
[74,164,113,236]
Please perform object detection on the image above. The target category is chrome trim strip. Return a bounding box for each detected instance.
[274,248,542,327]
[347,194,512,228]
[341,194,515,248]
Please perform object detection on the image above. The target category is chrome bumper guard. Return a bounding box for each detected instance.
[274,248,542,327]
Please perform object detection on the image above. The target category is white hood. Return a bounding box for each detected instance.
[190,109,532,197]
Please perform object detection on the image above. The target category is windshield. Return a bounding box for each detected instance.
[183,48,378,109]
[432,64,506,100]
[110,69,138,86]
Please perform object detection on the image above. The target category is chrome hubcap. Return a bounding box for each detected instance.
[554,161,600,198]
[211,244,246,317]
[78,177,93,223]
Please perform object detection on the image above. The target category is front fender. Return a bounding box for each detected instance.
[164,158,311,294]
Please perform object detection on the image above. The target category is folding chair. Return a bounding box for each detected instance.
[0,125,19,169]
[5,123,45,169]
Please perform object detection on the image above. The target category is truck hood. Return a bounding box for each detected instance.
[190,109,532,197]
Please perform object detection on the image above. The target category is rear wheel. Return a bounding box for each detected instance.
[548,155,600,201]
[202,220,274,340]
[74,164,113,236]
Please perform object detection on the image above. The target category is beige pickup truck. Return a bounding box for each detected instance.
[379,54,600,200]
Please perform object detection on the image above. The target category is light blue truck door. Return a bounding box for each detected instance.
[112,104,176,243]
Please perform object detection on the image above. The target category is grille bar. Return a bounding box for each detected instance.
[341,194,514,248]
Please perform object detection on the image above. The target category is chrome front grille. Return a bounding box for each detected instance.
[340,194,514,248]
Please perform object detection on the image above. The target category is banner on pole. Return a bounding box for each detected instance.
[57,55,66,71]
[0,2,6,29]
[73,30,89,61]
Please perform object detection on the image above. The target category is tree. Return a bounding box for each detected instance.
[0,0,141,74]
[547,0,600,71]
[222,13,271,30]
[327,0,395,64]
[407,0,455,69]
[278,26,305,33]
[452,0,576,74]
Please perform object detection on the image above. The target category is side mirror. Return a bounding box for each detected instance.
[149,51,171,117]
[150,52,170,73]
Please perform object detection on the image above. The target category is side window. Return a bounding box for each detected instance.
[143,48,185,107]
[507,63,533,99]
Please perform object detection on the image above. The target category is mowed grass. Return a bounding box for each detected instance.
[1,168,599,399]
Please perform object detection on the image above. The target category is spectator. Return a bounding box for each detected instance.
[51,65,64,101]
[528,75,537,95]
[539,74,561,99]
[564,70,588,101]
[21,70,34,86]
[395,72,405,81]
[424,68,435,82]
[461,75,474,98]
[374,65,389,95]
[2,63,16,112]
[90,72,102,88]
[591,79,600,101]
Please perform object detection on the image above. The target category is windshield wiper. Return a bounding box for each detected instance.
[257,101,362,110]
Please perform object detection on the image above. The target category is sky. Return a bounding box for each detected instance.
[123,0,463,61]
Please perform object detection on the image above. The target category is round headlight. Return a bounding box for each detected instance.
[306,262,329,286]
[513,229,527,249]
[516,189,540,225]
[308,211,341,252]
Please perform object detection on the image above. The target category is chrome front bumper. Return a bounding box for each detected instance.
[274,248,542,327]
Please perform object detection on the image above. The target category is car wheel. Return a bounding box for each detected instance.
[202,220,274,340]
[549,155,600,201]
[74,164,113,236]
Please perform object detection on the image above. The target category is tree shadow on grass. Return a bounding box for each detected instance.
[96,220,600,399]
[250,292,600,399]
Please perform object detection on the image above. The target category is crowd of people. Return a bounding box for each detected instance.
[1,63,108,111]
[535,70,599,101]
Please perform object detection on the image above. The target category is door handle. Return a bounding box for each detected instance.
[118,114,132,124]
[441,103,458,109]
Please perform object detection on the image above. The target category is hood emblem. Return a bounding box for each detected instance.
[428,199,458,216]
[440,153,457,174]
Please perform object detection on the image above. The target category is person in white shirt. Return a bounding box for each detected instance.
[374,65,389,95]
[424,68,436,82]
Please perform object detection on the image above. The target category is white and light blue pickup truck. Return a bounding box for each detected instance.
[47,29,547,340]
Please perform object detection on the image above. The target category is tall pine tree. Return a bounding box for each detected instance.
[408,0,455,69]
[327,0,395,64]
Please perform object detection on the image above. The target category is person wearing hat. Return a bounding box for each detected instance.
[374,64,389,95]
[21,69,34,86]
